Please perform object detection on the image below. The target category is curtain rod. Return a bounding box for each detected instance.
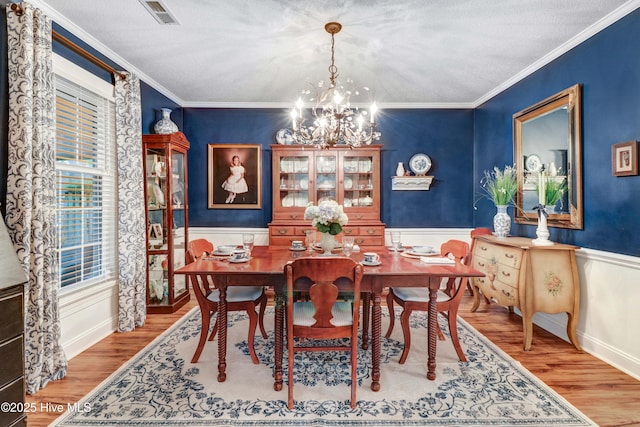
[10,3,127,80]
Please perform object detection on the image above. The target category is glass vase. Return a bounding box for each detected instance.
[319,232,336,255]
[493,205,511,238]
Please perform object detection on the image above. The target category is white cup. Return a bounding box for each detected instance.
[363,252,381,264]
[232,249,246,261]
[292,240,304,249]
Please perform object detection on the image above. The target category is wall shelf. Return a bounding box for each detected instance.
[391,175,434,190]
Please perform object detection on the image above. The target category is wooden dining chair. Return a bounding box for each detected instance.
[385,239,470,363]
[284,257,363,409]
[186,239,267,364]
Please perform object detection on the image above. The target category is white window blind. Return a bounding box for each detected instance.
[54,61,117,290]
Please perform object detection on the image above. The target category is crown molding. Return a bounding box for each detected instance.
[474,0,640,107]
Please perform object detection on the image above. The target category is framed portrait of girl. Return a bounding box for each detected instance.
[208,144,262,209]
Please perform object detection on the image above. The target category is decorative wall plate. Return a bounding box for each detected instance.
[409,153,432,176]
[275,128,293,145]
[525,154,542,172]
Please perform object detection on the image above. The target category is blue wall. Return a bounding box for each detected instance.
[474,8,640,256]
[183,108,474,228]
[1,8,638,256]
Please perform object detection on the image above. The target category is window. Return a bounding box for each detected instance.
[53,54,117,290]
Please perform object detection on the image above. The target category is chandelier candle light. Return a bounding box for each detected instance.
[290,22,381,149]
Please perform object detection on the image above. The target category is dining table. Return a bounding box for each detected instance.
[175,245,484,392]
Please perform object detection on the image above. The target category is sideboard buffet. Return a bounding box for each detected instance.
[470,234,582,351]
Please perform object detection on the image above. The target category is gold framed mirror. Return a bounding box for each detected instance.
[513,84,583,229]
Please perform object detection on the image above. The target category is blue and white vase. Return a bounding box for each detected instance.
[154,108,178,134]
[493,205,510,238]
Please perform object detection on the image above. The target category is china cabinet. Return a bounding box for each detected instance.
[470,234,581,351]
[143,132,190,313]
[269,145,385,246]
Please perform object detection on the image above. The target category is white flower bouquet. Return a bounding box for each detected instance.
[479,165,518,206]
[304,200,348,235]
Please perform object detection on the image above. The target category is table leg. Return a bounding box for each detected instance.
[371,291,381,391]
[273,291,285,391]
[427,278,438,380]
[217,284,227,382]
[361,292,370,350]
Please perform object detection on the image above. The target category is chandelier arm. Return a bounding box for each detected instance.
[289,22,380,149]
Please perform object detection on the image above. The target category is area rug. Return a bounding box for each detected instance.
[52,307,596,426]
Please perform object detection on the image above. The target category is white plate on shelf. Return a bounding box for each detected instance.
[275,128,293,145]
[409,153,432,176]
[294,193,308,207]
[344,176,353,190]
[300,177,308,190]
[282,195,294,207]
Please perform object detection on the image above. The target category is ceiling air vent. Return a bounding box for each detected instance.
[138,0,180,25]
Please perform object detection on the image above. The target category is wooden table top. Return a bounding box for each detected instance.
[175,246,484,281]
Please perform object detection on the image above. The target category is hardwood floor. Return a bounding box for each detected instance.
[26,293,640,427]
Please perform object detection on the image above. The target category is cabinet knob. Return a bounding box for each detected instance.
[366,229,375,235]
[344,229,353,235]
[356,238,365,244]
[290,214,298,219]
[278,228,288,234]
[355,214,364,219]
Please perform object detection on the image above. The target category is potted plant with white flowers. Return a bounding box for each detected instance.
[478,165,518,237]
[304,200,348,254]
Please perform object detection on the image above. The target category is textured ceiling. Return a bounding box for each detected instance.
[29,0,638,107]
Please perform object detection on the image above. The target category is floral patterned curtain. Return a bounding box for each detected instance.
[5,2,68,394]
[115,73,147,332]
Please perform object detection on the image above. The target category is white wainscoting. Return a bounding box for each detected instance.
[58,279,118,359]
[58,227,640,380]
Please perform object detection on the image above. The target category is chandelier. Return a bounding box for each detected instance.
[289,22,381,149]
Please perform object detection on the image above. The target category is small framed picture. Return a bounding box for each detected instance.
[208,144,262,209]
[612,141,638,176]
[149,223,163,240]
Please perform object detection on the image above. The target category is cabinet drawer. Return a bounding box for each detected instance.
[345,211,380,221]
[269,235,299,247]
[474,241,523,268]
[0,377,25,427]
[357,226,384,236]
[352,235,384,247]
[0,290,23,344]
[492,279,519,305]
[495,263,520,287]
[0,336,23,386]
[272,210,306,221]
[270,226,295,237]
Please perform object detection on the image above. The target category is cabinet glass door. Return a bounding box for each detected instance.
[146,147,168,304]
[316,154,337,203]
[171,149,187,299]
[278,155,309,209]
[342,154,374,210]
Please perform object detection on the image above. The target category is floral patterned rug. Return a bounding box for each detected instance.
[53,307,595,426]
